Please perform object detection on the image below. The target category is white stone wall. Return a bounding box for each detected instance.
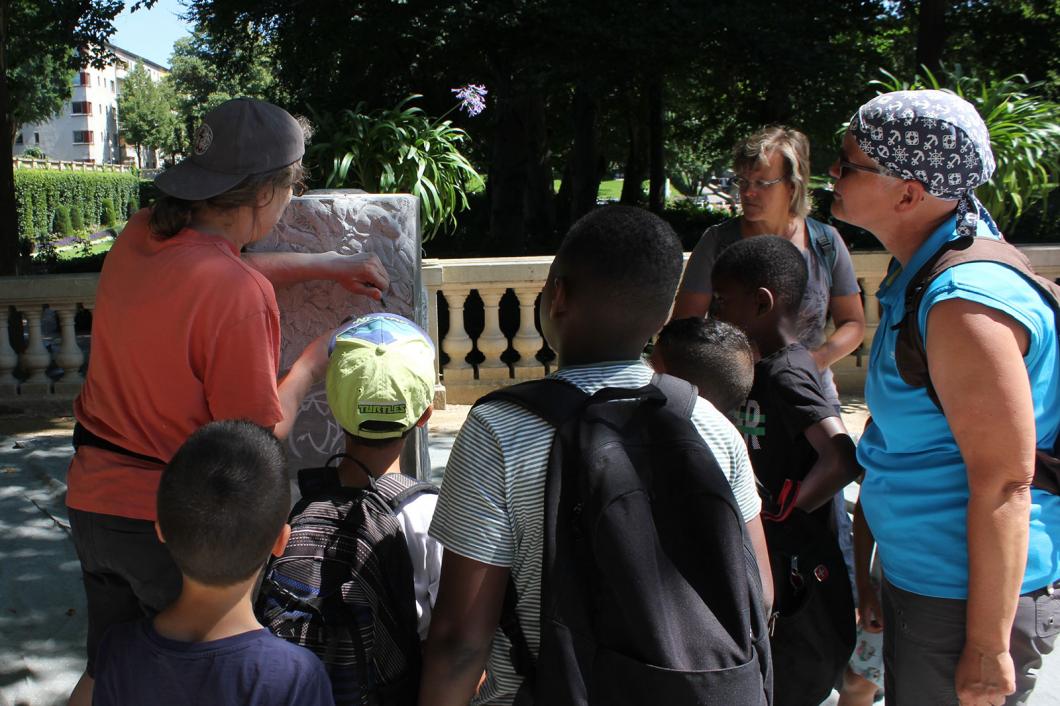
[246,191,427,479]
[14,45,167,165]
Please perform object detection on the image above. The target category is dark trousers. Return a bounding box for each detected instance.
[881,578,1060,705]
[69,508,183,676]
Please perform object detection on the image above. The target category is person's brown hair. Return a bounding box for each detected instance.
[732,125,813,218]
[149,161,306,239]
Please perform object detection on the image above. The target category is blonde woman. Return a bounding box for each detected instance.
[673,126,864,409]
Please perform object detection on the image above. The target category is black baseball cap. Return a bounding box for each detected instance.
[154,98,305,201]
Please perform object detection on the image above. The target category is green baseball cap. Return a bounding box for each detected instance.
[326,314,435,440]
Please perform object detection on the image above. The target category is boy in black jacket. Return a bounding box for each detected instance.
[712,235,860,706]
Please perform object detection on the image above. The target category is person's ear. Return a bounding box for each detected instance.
[416,406,433,427]
[754,287,775,317]
[256,183,277,209]
[272,524,292,558]
[548,275,570,320]
[894,179,926,213]
[154,521,165,544]
[648,346,666,373]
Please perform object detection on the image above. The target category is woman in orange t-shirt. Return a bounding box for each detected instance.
[66,98,389,706]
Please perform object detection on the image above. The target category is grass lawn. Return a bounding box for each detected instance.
[551,178,650,201]
[55,232,117,260]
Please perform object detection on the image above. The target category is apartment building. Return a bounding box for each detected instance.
[13,45,169,166]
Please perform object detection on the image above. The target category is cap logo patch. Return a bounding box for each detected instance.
[193,123,214,155]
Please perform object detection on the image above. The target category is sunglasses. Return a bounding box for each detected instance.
[835,157,901,180]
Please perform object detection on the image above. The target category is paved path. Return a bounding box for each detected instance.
[0,400,1056,705]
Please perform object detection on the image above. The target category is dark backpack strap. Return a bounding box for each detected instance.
[650,372,699,420]
[476,378,589,429]
[484,379,588,686]
[499,577,537,681]
[372,473,439,511]
[894,235,1060,495]
[807,218,838,289]
[72,422,166,466]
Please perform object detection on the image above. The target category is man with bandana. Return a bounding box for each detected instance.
[829,90,1060,706]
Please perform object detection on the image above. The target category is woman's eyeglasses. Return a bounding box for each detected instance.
[731,176,786,192]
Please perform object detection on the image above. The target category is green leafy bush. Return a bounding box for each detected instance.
[868,67,1060,236]
[52,205,73,236]
[309,96,484,241]
[127,194,141,218]
[70,205,84,231]
[101,198,118,227]
[14,169,139,246]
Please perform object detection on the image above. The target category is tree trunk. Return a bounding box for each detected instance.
[0,0,21,276]
[488,82,529,255]
[647,76,665,215]
[620,88,648,205]
[569,82,599,224]
[915,0,947,74]
[523,89,554,250]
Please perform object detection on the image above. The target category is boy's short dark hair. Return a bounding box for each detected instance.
[158,420,290,586]
[712,235,808,316]
[557,205,684,335]
[656,317,755,412]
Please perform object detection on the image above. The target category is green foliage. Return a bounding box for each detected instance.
[870,66,1060,234]
[21,146,46,159]
[165,27,282,154]
[127,194,141,218]
[15,169,139,246]
[101,198,117,226]
[309,96,484,241]
[663,199,732,249]
[117,63,179,164]
[52,205,72,236]
[69,204,84,231]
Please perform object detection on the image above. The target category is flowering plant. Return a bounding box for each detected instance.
[310,92,485,241]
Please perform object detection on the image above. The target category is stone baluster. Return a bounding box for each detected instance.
[425,283,446,408]
[0,308,18,393]
[477,287,511,381]
[53,303,85,393]
[512,286,545,379]
[860,273,884,353]
[20,306,52,393]
[440,286,475,383]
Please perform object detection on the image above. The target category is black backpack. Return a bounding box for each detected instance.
[893,234,1060,495]
[480,374,772,706]
[255,461,437,706]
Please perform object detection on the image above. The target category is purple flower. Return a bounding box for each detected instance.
[451,84,488,117]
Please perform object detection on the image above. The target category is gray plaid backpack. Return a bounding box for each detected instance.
[256,458,437,706]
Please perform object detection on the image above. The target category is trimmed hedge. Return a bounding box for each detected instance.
[15,169,140,244]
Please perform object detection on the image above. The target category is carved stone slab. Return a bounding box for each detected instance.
[246,192,427,479]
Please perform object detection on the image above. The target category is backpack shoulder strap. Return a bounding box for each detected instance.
[807,218,838,288]
[372,473,439,511]
[476,377,589,429]
[650,372,699,420]
[894,236,1060,406]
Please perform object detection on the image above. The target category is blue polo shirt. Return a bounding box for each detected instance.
[858,215,1060,599]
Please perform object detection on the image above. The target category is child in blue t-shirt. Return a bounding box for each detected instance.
[91,420,334,706]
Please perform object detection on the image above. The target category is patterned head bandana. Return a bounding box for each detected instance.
[849,89,998,238]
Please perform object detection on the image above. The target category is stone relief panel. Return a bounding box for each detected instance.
[246,192,426,479]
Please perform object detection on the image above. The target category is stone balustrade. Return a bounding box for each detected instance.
[4,247,1060,409]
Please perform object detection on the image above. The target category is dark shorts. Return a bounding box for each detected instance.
[68,508,183,676]
[881,578,1060,706]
